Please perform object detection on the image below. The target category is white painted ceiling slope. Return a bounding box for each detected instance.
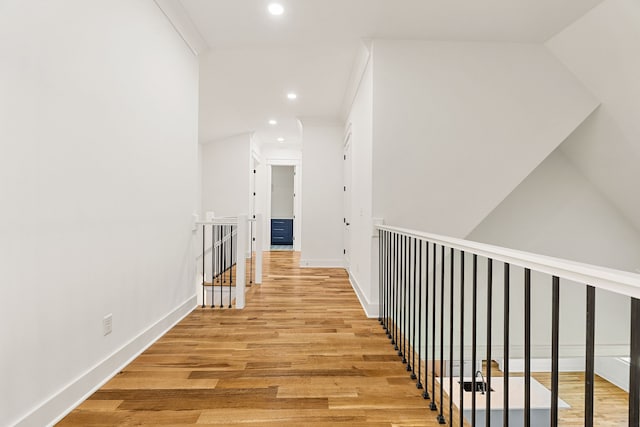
[176,0,603,144]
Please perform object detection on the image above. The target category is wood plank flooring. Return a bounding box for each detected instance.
[59,252,437,426]
[59,251,629,426]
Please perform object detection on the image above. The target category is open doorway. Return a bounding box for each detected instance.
[270,165,295,251]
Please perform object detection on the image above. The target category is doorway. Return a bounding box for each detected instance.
[270,165,295,251]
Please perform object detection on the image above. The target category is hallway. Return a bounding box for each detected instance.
[59,252,435,426]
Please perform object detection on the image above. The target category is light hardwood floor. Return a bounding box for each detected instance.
[59,251,628,426]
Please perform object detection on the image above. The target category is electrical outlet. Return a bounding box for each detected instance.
[103,314,112,336]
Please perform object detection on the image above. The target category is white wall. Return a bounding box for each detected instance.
[271,166,294,218]
[201,134,251,218]
[371,40,599,238]
[467,149,640,356]
[300,123,344,267]
[546,0,640,235]
[345,57,377,315]
[0,1,199,426]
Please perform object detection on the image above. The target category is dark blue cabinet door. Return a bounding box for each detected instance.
[271,219,293,245]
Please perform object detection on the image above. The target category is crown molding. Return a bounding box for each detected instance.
[154,0,208,56]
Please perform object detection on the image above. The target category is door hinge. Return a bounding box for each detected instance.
[253,169,256,173]
[343,249,346,254]
[344,186,346,191]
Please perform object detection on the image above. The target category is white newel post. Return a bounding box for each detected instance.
[255,213,263,284]
[236,215,247,309]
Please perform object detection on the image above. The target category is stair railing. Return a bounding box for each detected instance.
[196,214,263,309]
[375,223,640,427]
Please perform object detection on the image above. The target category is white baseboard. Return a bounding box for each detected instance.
[499,357,585,373]
[15,296,197,427]
[595,357,629,392]
[299,258,345,268]
[348,272,378,319]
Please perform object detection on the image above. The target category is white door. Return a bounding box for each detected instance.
[343,134,352,269]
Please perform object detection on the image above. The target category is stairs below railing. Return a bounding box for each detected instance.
[196,214,263,309]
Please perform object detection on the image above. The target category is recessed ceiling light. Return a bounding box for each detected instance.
[268,119,277,125]
[277,137,285,142]
[268,3,284,16]
[287,92,297,100]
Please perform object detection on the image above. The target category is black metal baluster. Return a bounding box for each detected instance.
[472,254,478,427]
[585,285,595,427]
[417,240,424,390]
[202,224,206,308]
[220,225,224,308]
[504,262,510,427]
[431,242,437,411]
[405,236,411,368]
[551,276,560,427]
[486,258,493,427]
[449,248,454,426]
[437,245,445,424]
[421,240,429,396]
[229,225,233,308]
[630,297,640,427]
[385,231,391,335]
[394,233,399,349]
[411,237,417,379]
[459,251,465,427]
[403,235,408,362]
[211,224,220,308]
[524,268,531,427]
[398,236,407,363]
[379,229,383,324]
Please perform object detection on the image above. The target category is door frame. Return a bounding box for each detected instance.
[266,159,302,252]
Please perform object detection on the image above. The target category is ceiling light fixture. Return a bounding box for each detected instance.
[268,3,284,16]
[268,119,277,125]
[277,137,285,142]
[287,92,297,100]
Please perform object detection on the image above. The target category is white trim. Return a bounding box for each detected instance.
[15,297,197,427]
[153,0,208,56]
[348,272,378,318]
[595,357,630,392]
[299,258,345,268]
[500,357,585,373]
[377,225,640,299]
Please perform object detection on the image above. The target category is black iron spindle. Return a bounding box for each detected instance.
[229,225,233,308]
[551,276,560,427]
[202,224,206,308]
[524,268,531,427]
[459,251,465,427]
[449,247,454,426]
[417,240,424,390]
[437,245,445,424]
[421,240,429,396]
[220,225,224,308]
[211,225,217,309]
[379,229,383,323]
[431,242,437,411]
[394,233,399,348]
[472,254,478,427]
[504,262,510,427]
[585,285,595,427]
[401,235,406,360]
[411,237,417,379]
[486,258,493,427]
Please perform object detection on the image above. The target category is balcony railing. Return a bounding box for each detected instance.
[375,224,640,426]
[196,214,263,309]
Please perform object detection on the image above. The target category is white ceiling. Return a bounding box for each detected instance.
[178,0,603,144]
